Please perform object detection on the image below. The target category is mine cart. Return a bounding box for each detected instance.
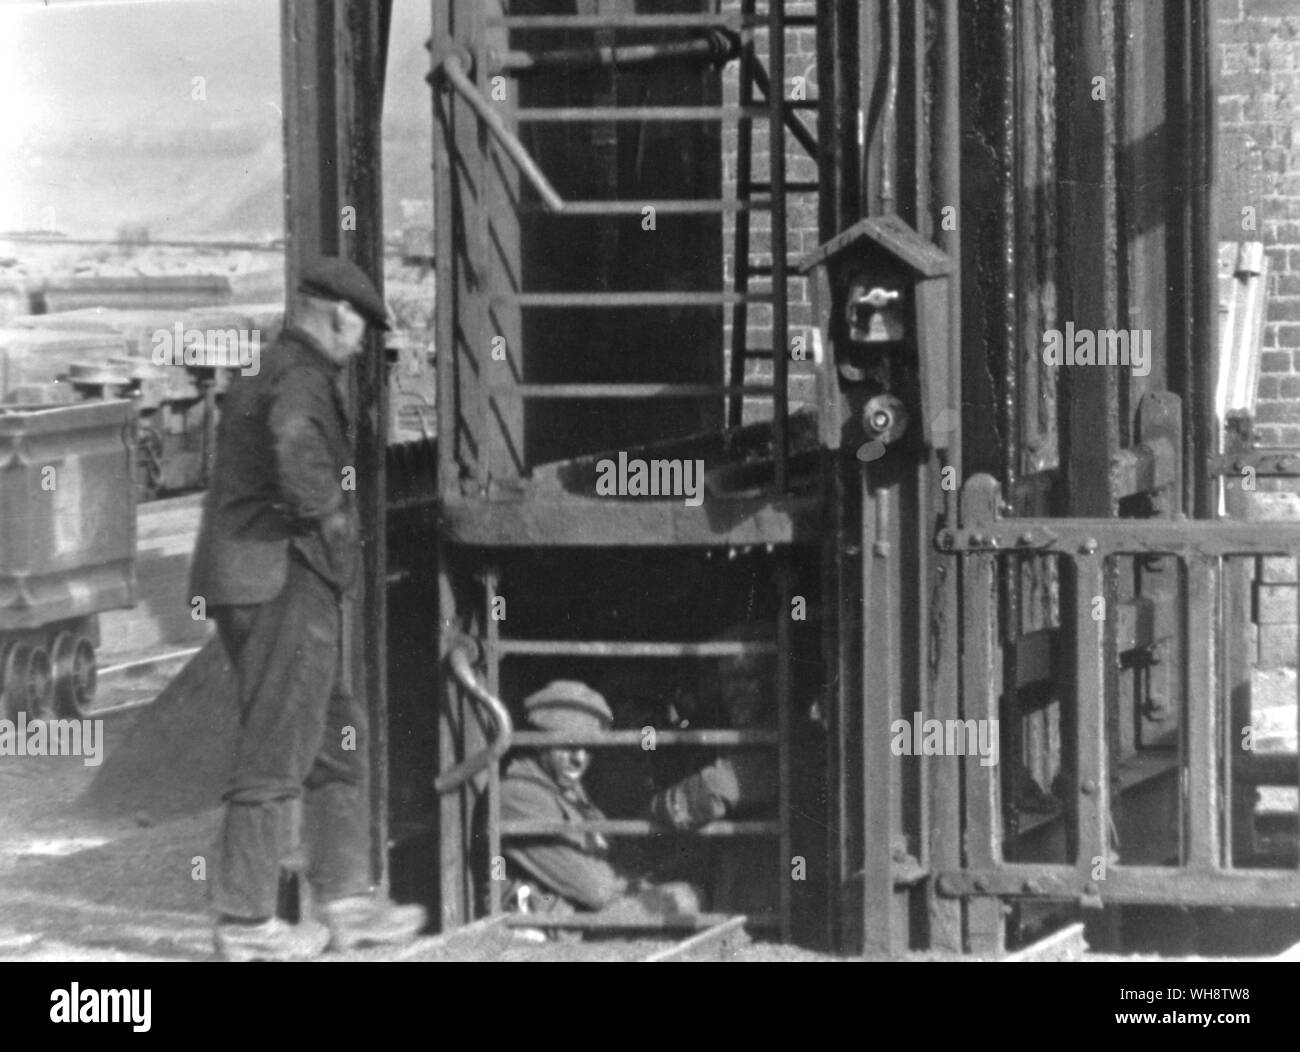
[0,398,136,719]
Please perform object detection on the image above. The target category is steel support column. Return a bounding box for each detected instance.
[928,0,965,955]
[281,0,394,890]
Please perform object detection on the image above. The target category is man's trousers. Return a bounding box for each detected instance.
[211,555,371,919]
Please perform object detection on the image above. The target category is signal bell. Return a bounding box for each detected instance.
[798,214,954,455]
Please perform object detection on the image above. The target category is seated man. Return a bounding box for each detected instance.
[646,632,778,915]
[499,680,698,924]
[648,636,776,831]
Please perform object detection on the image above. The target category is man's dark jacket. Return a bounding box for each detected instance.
[190,326,359,607]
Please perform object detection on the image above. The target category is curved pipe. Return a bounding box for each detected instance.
[438,52,566,213]
[434,637,514,794]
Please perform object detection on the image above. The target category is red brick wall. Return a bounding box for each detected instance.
[1217,0,1300,446]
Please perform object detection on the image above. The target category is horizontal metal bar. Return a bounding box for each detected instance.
[487,383,774,399]
[511,729,778,748]
[490,14,757,29]
[498,639,777,657]
[495,31,736,72]
[515,106,770,122]
[494,291,772,307]
[743,181,820,193]
[939,521,1300,558]
[518,197,773,215]
[502,819,779,837]
[1234,752,1299,785]
[939,864,1300,907]
[490,13,816,29]
[1207,449,1300,477]
[744,261,804,277]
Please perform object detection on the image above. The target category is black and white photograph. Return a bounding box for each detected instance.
[0,0,1295,1007]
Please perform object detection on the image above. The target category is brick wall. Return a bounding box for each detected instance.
[718,2,1300,427]
[1218,0,1300,669]
[720,0,819,415]
[1218,0,1300,446]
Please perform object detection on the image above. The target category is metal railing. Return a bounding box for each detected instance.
[937,473,1300,908]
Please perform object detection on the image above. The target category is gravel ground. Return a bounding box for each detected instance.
[0,664,830,963]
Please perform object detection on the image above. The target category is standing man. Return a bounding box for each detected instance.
[191,257,425,961]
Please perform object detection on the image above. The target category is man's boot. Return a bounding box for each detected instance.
[214,917,331,962]
[319,896,427,951]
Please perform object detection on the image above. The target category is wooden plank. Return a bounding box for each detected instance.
[507,910,765,930]
[1001,922,1086,962]
[860,473,900,956]
[962,476,1003,954]
[1072,555,1109,888]
[1185,557,1220,869]
[642,916,750,962]
[945,863,1300,907]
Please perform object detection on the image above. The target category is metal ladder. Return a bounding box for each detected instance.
[727,0,820,442]
[434,0,814,489]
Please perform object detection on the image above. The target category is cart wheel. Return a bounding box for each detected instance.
[52,632,96,718]
[136,425,164,502]
[4,644,53,721]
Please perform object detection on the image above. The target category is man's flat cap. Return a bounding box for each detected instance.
[299,256,391,330]
[524,680,613,734]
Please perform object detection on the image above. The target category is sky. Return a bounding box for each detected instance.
[0,0,432,240]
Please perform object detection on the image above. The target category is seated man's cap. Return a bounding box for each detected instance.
[298,256,392,331]
[524,680,613,735]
